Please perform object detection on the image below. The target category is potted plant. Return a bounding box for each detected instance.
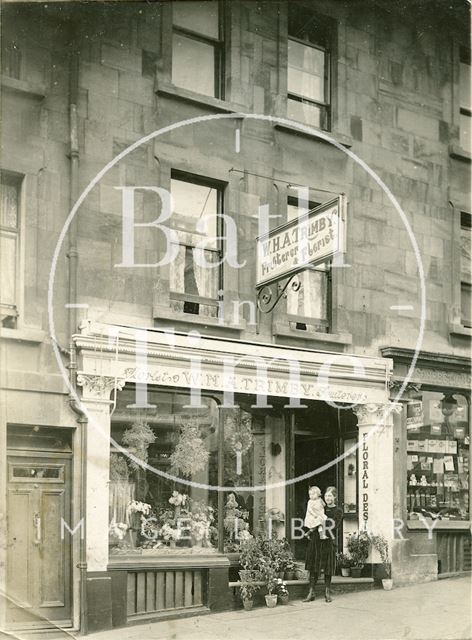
[238,570,260,611]
[262,564,278,608]
[370,533,393,590]
[273,578,289,604]
[347,531,370,578]
[284,557,297,581]
[337,552,352,577]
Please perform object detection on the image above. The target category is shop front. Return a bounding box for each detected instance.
[382,348,471,584]
[74,322,397,630]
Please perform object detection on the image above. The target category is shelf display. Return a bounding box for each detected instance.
[343,437,357,514]
[406,391,469,522]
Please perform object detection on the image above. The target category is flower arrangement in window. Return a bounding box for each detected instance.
[169,418,209,477]
[122,420,156,470]
[223,492,251,551]
[109,520,128,541]
[225,410,253,456]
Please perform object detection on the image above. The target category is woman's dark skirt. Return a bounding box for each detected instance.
[305,528,337,576]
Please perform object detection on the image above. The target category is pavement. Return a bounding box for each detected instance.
[80,575,471,640]
[1,576,470,640]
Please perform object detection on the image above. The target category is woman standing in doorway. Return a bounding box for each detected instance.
[302,486,343,603]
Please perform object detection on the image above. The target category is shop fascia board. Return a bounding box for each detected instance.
[380,347,471,373]
[74,321,392,387]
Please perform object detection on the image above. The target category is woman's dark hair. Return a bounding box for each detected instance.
[325,486,337,499]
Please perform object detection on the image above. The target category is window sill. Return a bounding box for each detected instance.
[407,518,470,531]
[449,144,471,163]
[156,83,242,114]
[0,327,46,343]
[272,321,352,345]
[449,323,472,337]
[274,122,352,148]
[1,74,46,99]
[153,304,245,332]
[108,554,230,570]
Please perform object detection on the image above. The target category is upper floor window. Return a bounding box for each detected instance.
[459,47,471,151]
[287,7,332,131]
[286,195,330,332]
[169,171,223,317]
[460,212,471,328]
[0,171,21,328]
[1,39,21,80]
[172,1,224,99]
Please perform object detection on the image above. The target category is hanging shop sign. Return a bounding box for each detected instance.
[255,195,346,288]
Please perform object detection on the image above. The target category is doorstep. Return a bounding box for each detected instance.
[228,576,375,587]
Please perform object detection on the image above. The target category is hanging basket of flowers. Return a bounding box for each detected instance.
[169,418,209,477]
[122,420,156,470]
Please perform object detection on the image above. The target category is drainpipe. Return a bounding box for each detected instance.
[67,33,88,635]
[68,36,80,339]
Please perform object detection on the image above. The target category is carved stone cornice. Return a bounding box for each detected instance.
[77,373,125,401]
[388,380,421,399]
[353,402,403,428]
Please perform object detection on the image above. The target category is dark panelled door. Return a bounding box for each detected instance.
[6,455,72,629]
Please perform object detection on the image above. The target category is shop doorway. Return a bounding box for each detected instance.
[293,433,337,560]
[6,427,73,630]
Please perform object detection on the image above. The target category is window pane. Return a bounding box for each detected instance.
[170,244,219,300]
[407,392,469,525]
[287,268,327,321]
[460,61,471,110]
[0,180,19,228]
[461,221,471,283]
[288,40,325,102]
[0,232,16,305]
[172,33,215,97]
[460,113,471,151]
[461,283,471,327]
[287,97,322,128]
[171,178,218,235]
[109,389,220,555]
[173,1,219,39]
[223,406,258,550]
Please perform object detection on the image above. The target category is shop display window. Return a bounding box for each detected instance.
[108,389,258,555]
[406,392,470,522]
[342,437,357,515]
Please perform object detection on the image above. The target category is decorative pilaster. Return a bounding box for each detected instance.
[353,402,403,564]
[76,373,125,402]
[76,373,125,572]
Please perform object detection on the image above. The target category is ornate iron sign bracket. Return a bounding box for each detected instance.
[255,274,301,333]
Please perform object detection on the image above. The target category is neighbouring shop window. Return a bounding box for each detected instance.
[109,389,220,555]
[406,392,470,522]
[287,7,332,130]
[286,196,330,331]
[0,171,21,328]
[460,212,471,328]
[172,1,224,99]
[459,47,471,150]
[169,172,223,317]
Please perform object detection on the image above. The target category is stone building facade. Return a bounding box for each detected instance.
[0,0,470,633]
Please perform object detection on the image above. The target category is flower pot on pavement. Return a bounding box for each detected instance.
[350,566,362,578]
[341,567,351,577]
[242,599,254,611]
[279,593,289,605]
[265,594,278,608]
[382,579,393,590]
